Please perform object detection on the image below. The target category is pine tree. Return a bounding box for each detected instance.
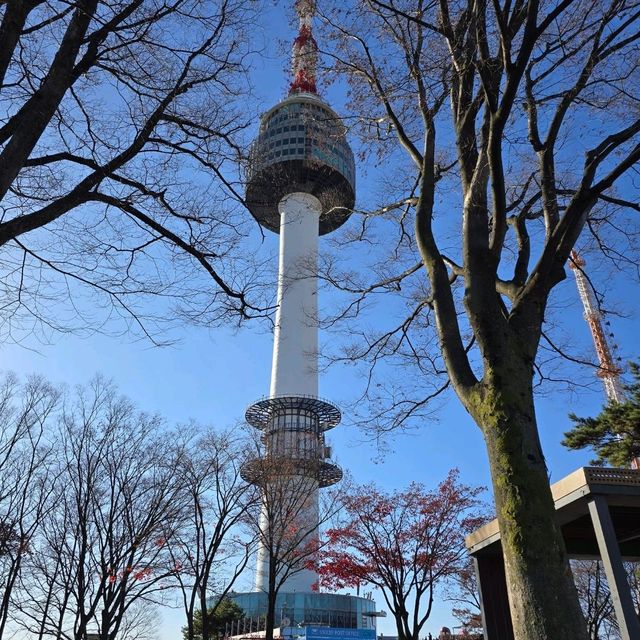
[181,599,244,640]
[562,362,640,467]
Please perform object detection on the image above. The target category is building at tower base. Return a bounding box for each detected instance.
[226,592,379,636]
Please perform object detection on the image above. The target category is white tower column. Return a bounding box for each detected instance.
[270,192,321,398]
[254,192,322,594]
[241,0,353,619]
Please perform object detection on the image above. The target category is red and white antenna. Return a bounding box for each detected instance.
[569,250,640,469]
[569,251,638,468]
[569,250,625,403]
[290,0,318,94]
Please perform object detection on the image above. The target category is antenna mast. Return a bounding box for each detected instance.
[569,251,639,468]
[290,0,318,94]
[569,250,625,403]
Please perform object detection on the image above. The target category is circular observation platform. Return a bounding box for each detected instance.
[245,395,341,432]
[245,93,355,235]
[240,455,343,488]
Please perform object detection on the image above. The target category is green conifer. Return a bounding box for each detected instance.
[182,599,244,640]
[562,362,640,467]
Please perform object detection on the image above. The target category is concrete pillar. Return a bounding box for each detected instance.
[254,192,322,594]
[270,192,321,398]
[588,496,640,640]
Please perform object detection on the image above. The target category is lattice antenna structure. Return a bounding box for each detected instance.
[290,0,318,94]
[569,250,625,403]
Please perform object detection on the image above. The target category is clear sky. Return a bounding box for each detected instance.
[2,2,639,639]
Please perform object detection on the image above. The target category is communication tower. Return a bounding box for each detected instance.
[569,250,625,403]
[241,0,353,595]
[569,251,638,469]
[227,1,378,630]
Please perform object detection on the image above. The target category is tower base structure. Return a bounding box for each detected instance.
[224,591,379,638]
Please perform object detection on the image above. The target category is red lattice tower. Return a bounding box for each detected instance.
[290,0,318,94]
[569,251,638,468]
[569,251,624,402]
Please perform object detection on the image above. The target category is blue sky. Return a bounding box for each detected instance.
[3,1,640,638]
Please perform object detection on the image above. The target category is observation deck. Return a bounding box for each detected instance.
[246,394,341,431]
[245,93,355,235]
[241,394,343,488]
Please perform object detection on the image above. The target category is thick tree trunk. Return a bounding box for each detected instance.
[467,362,588,640]
[392,606,410,640]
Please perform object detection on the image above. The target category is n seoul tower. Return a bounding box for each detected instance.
[240,0,355,596]
[228,4,379,631]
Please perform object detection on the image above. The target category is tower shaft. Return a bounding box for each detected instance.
[270,193,320,398]
[254,193,323,593]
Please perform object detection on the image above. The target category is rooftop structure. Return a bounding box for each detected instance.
[467,467,640,640]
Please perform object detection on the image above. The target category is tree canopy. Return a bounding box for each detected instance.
[0,374,255,640]
[0,0,268,344]
[314,471,485,640]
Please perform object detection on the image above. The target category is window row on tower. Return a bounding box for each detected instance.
[264,428,325,460]
[251,135,355,189]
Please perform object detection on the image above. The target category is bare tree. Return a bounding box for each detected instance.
[572,561,618,640]
[309,0,640,638]
[445,558,483,637]
[13,377,188,640]
[0,0,268,344]
[170,429,258,640]
[7,377,258,640]
[0,374,59,638]
[246,449,345,640]
[110,601,160,640]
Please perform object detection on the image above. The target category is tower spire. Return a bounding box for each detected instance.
[290,0,318,94]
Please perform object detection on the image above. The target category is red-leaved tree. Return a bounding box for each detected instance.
[314,471,485,640]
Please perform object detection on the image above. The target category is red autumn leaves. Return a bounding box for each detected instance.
[310,470,486,638]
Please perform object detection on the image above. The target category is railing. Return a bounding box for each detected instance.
[584,466,640,486]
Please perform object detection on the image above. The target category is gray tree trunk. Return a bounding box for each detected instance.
[464,359,588,640]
